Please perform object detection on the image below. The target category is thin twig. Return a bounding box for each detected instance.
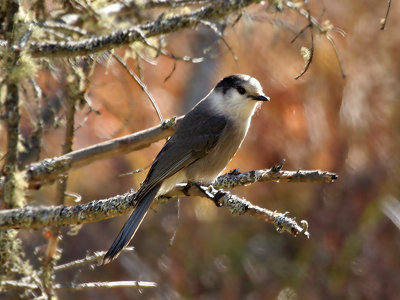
[54,247,134,272]
[290,23,311,44]
[380,0,392,30]
[54,280,157,290]
[285,0,346,79]
[164,60,177,82]
[326,34,346,78]
[200,20,238,62]
[29,77,44,162]
[42,21,89,36]
[0,280,38,290]
[295,0,314,80]
[98,0,213,14]
[113,54,163,122]
[133,30,205,64]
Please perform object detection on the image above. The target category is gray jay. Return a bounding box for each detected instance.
[104,74,269,263]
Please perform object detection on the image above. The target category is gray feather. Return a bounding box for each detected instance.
[103,185,160,263]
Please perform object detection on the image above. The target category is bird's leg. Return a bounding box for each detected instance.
[183,181,195,196]
[193,184,227,207]
[213,190,227,202]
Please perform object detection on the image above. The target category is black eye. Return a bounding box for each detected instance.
[236,86,246,95]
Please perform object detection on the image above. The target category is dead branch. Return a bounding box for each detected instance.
[294,0,314,79]
[113,54,163,122]
[0,280,157,291]
[54,247,134,272]
[1,0,262,58]
[179,184,310,238]
[0,165,337,231]
[0,116,183,197]
[284,0,346,79]
[54,281,157,290]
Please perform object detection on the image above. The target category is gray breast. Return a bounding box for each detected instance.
[185,121,246,184]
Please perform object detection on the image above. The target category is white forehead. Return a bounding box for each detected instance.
[241,75,263,94]
[248,76,262,90]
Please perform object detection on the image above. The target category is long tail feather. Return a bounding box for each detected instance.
[103,185,160,264]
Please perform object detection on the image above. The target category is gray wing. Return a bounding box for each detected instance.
[135,111,227,199]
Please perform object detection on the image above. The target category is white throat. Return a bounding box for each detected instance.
[209,91,259,123]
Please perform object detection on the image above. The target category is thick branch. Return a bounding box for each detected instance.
[22,0,260,58]
[0,116,182,196]
[0,167,337,230]
[1,0,22,209]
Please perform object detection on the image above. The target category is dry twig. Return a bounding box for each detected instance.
[380,0,392,30]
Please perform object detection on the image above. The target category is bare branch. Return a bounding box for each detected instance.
[17,0,261,58]
[0,116,183,197]
[0,166,337,230]
[54,280,157,290]
[294,0,314,79]
[290,23,311,44]
[182,184,310,238]
[380,0,392,30]
[54,247,134,272]
[326,34,346,78]
[200,20,238,62]
[113,54,163,122]
[98,0,213,14]
[0,280,37,290]
[285,0,346,79]
[0,280,156,291]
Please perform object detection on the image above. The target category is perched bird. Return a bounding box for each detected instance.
[104,74,269,263]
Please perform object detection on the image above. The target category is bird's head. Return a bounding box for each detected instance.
[212,74,270,120]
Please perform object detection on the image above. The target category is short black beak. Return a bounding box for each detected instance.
[250,95,270,101]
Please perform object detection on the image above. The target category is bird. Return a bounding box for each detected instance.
[103,74,270,263]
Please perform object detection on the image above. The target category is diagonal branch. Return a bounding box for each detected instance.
[54,247,134,272]
[380,0,392,30]
[178,184,310,238]
[0,116,183,197]
[15,0,261,58]
[113,53,163,122]
[0,165,337,230]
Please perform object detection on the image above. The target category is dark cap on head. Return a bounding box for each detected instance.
[215,74,249,94]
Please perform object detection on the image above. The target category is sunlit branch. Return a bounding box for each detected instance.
[0,116,183,197]
[0,165,337,230]
[3,0,262,58]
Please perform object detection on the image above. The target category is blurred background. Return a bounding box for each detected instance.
[4,1,400,299]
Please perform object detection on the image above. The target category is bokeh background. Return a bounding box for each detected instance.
[7,1,400,299]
